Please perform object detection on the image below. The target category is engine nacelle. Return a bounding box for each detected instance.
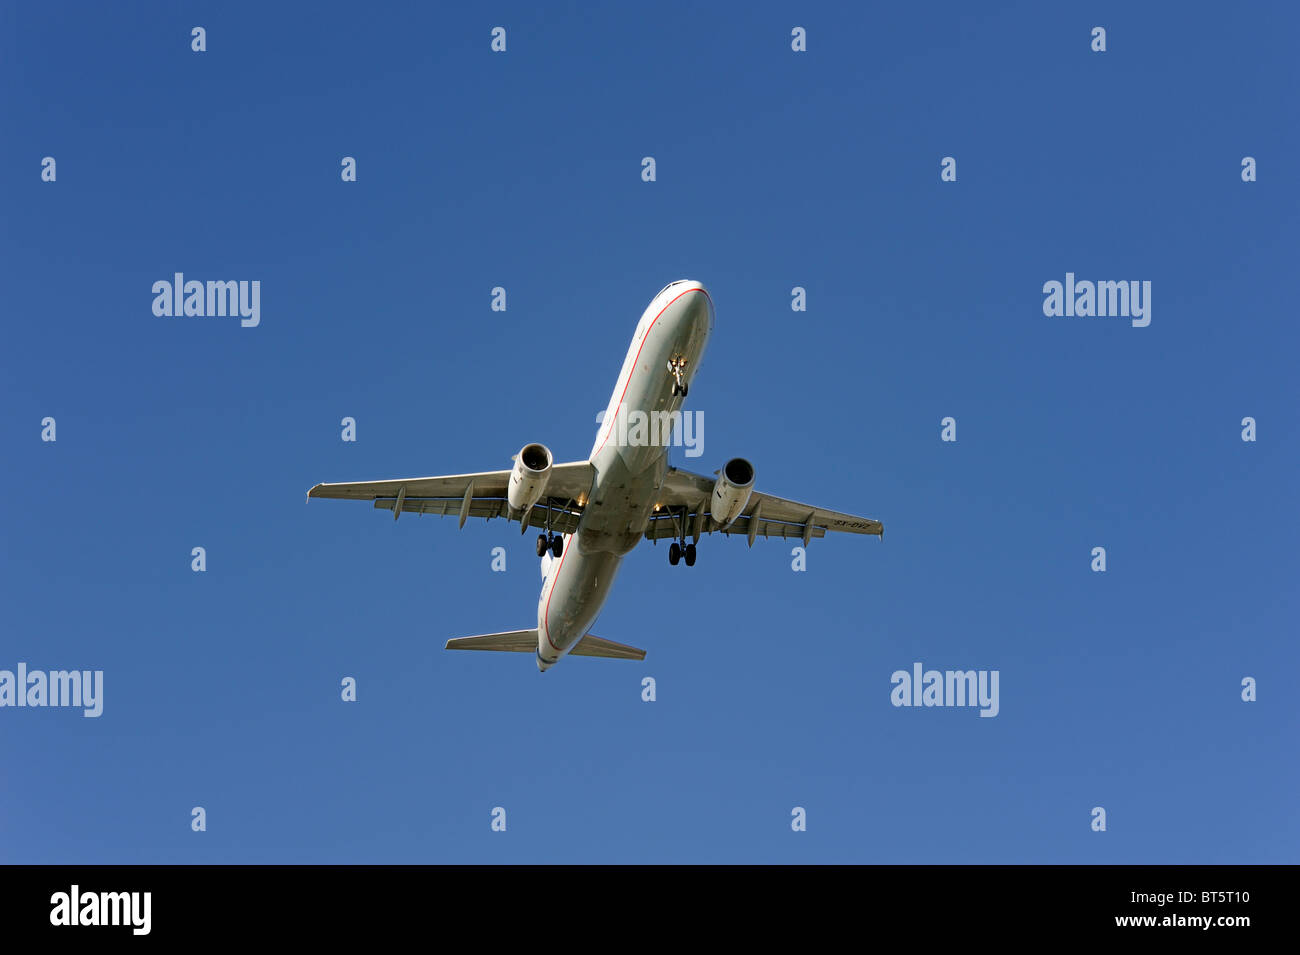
[508,443,553,515]
[711,457,755,528]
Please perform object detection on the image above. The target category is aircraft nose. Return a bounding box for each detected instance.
[674,282,712,327]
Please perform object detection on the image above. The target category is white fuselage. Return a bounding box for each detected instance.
[535,282,713,670]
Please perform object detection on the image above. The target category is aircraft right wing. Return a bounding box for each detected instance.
[306,461,596,534]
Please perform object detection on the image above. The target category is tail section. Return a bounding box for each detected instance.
[444,630,645,663]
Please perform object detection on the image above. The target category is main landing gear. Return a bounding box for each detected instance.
[536,503,564,558]
[666,504,697,567]
[668,356,689,397]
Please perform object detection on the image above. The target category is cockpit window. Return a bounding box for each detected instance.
[658,280,685,296]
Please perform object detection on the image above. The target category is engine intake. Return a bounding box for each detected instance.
[508,443,553,515]
[711,457,755,528]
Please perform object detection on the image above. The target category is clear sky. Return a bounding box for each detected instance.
[2,1,1296,863]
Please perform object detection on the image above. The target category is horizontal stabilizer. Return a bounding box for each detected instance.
[445,630,537,653]
[569,634,645,661]
[444,630,645,661]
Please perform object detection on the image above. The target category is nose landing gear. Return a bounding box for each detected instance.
[668,356,690,397]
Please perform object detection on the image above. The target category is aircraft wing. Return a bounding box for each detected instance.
[646,466,883,545]
[307,461,596,534]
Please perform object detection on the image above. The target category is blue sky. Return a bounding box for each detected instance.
[2,1,1296,863]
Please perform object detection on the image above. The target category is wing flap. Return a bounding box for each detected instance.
[375,497,583,535]
[643,514,827,542]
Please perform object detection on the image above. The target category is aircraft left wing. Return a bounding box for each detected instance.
[307,461,596,534]
[646,466,883,545]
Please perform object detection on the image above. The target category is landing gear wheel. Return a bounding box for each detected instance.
[680,383,689,398]
[684,543,696,566]
[669,541,681,566]
[551,536,563,558]
[536,534,548,558]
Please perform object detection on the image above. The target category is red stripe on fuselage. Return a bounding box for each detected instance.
[591,287,711,460]
[545,286,710,658]
[542,537,568,653]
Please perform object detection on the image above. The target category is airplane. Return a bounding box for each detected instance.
[307,280,883,671]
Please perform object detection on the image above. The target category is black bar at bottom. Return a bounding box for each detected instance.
[0,864,1282,941]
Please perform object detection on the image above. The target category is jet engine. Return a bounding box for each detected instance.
[711,457,755,528]
[508,443,553,515]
